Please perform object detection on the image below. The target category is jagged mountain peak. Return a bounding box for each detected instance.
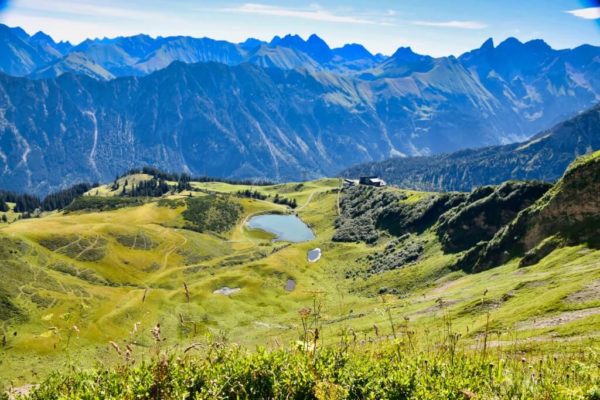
[270,33,306,46]
[31,31,54,43]
[333,43,374,61]
[494,37,551,55]
[497,36,523,49]
[269,33,333,63]
[524,38,552,50]
[480,37,494,50]
[0,23,29,39]
[239,37,264,51]
[390,46,429,62]
[307,33,328,45]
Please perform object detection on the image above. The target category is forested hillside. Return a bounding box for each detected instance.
[342,103,600,191]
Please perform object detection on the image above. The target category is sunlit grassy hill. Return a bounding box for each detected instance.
[0,155,599,397]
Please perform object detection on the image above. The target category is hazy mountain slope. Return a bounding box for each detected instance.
[3,58,589,195]
[0,63,394,194]
[459,38,600,135]
[30,52,115,81]
[246,44,321,70]
[133,37,246,74]
[0,25,66,76]
[367,56,521,150]
[341,103,600,191]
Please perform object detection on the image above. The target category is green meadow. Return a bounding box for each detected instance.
[0,174,599,398]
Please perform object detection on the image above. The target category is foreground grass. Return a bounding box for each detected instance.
[11,337,600,400]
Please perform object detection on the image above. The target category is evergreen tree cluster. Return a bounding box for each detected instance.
[117,167,192,195]
[176,177,192,192]
[273,194,297,209]
[0,182,99,214]
[121,166,274,187]
[0,198,8,212]
[194,176,274,186]
[10,193,41,213]
[0,190,40,212]
[236,189,268,200]
[124,178,171,197]
[41,183,98,211]
[123,166,189,182]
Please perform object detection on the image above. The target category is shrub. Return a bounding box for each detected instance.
[66,196,144,212]
[182,195,242,233]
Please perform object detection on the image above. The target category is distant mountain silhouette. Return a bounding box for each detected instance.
[0,25,599,194]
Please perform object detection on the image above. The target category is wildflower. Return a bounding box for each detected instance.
[109,341,122,355]
[183,282,190,303]
[151,323,161,342]
[298,308,311,318]
[124,345,132,362]
[132,322,140,335]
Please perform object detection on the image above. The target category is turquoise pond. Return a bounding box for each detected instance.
[246,214,315,243]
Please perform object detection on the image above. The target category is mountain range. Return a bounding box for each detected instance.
[0,24,599,194]
[0,25,385,79]
[342,103,600,191]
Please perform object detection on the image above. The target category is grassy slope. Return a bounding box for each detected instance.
[0,177,599,389]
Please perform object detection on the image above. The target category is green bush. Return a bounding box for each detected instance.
[366,237,425,275]
[182,195,242,233]
[436,181,550,253]
[334,185,465,244]
[66,196,144,212]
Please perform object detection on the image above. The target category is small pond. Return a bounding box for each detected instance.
[285,279,296,292]
[308,248,321,263]
[246,214,315,243]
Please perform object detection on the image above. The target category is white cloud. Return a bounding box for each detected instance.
[565,7,600,20]
[412,20,488,29]
[221,3,391,25]
[9,0,169,22]
[1,14,128,42]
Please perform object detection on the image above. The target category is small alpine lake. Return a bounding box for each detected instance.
[246,214,315,243]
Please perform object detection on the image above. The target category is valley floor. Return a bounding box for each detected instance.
[0,177,599,396]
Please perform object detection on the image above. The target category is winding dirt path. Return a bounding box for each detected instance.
[74,234,100,260]
[296,191,317,212]
[161,228,188,270]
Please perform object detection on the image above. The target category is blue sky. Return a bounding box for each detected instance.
[0,0,599,56]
